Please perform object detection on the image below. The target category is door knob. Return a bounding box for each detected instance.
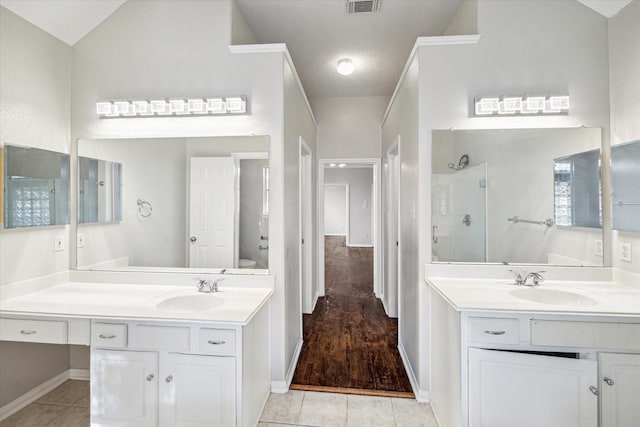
[603,377,614,386]
[146,374,154,382]
[165,375,173,383]
[190,236,197,243]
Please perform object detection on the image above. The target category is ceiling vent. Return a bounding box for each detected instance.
[345,0,381,15]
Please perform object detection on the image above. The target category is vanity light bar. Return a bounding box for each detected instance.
[96,96,247,118]
[474,95,569,116]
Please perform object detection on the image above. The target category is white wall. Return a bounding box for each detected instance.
[281,58,317,388]
[609,0,640,274]
[325,167,374,246]
[0,5,73,409]
[313,96,388,159]
[324,184,347,236]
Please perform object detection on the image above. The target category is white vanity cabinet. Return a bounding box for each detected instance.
[599,353,640,427]
[90,301,269,427]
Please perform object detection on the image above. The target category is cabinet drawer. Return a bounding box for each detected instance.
[92,323,128,348]
[0,318,67,344]
[198,328,236,355]
[468,317,520,344]
[531,320,640,350]
[135,325,190,351]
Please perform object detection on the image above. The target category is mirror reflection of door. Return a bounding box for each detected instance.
[432,164,487,262]
[189,157,235,268]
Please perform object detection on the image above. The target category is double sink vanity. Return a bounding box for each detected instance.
[426,265,640,427]
[0,271,273,427]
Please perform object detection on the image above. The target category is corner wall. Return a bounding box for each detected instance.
[0,6,73,410]
[609,0,640,274]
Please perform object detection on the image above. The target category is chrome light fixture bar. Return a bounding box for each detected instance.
[96,96,247,118]
[474,95,569,116]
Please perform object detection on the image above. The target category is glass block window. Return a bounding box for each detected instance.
[6,177,55,228]
[554,161,572,226]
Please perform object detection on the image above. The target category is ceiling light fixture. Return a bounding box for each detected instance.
[474,94,569,116]
[96,96,248,118]
[337,59,354,76]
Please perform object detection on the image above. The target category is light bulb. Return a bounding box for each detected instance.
[337,59,354,76]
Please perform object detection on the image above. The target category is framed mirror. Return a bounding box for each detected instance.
[78,156,123,224]
[431,127,603,266]
[2,144,70,229]
[76,136,269,272]
[611,140,640,232]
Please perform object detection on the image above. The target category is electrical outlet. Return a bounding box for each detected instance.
[77,233,86,248]
[594,239,603,257]
[620,242,632,263]
[54,235,64,252]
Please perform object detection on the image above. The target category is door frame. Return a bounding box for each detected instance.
[317,158,382,298]
[230,151,269,268]
[299,137,314,315]
[383,139,401,318]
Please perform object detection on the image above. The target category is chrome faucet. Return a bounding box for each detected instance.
[195,278,224,293]
[508,269,546,286]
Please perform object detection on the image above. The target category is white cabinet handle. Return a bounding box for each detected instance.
[146,374,154,382]
[99,334,116,339]
[207,340,226,345]
[603,377,614,386]
[589,386,599,396]
[483,330,506,335]
[165,375,173,383]
[20,329,36,335]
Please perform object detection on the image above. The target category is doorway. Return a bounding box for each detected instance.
[292,159,412,396]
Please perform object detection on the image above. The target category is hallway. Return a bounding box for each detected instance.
[292,236,413,396]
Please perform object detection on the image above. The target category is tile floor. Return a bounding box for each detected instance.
[0,380,89,427]
[259,390,439,427]
[0,381,439,427]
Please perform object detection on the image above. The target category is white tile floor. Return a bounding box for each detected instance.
[258,390,439,427]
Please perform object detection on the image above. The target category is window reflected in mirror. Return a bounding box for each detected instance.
[553,148,602,228]
[78,156,123,224]
[611,140,640,232]
[3,145,70,229]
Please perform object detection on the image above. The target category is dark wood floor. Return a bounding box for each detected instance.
[291,236,413,395]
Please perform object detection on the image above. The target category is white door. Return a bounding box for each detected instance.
[600,353,640,427]
[468,348,598,427]
[90,349,158,427]
[162,353,236,427]
[189,157,236,268]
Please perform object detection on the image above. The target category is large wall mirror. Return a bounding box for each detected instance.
[76,136,269,272]
[611,140,640,232]
[2,145,70,229]
[431,127,604,266]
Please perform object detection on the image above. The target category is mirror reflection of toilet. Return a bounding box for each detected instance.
[238,259,256,269]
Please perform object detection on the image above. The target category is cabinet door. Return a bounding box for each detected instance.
[468,348,597,427]
[90,349,158,427]
[162,353,236,427]
[600,353,640,427]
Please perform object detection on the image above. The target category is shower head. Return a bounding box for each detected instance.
[448,154,469,171]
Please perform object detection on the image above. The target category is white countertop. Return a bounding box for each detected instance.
[0,282,273,325]
[426,277,640,317]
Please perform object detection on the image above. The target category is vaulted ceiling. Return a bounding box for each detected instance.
[1,0,632,99]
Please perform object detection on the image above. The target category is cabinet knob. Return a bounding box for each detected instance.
[589,386,599,396]
[20,329,37,335]
[146,374,154,382]
[603,377,614,386]
[165,375,173,383]
[483,330,506,335]
[99,334,116,339]
[207,340,226,345]
[190,236,197,243]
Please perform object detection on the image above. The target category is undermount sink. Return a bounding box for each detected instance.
[155,294,225,313]
[510,287,598,306]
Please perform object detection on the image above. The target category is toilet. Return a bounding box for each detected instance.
[238,258,257,269]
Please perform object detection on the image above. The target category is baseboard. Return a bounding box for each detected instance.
[0,370,71,421]
[271,338,303,393]
[311,292,319,312]
[397,342,430,403]
[69,369,90,380]
[346,243,374,248]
